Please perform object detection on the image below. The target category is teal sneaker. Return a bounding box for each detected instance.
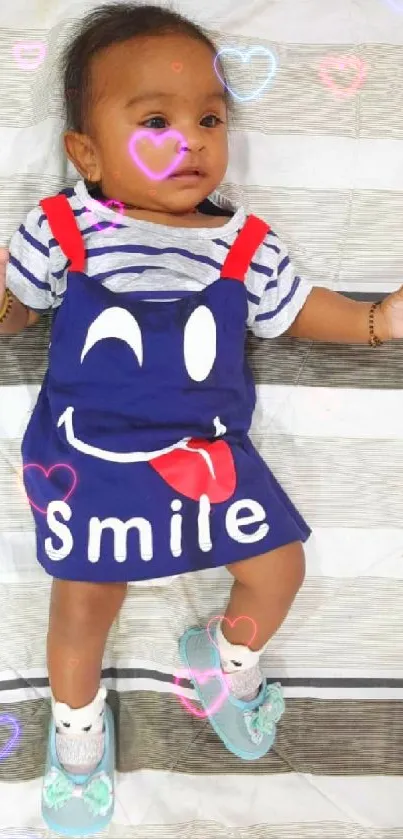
[42,702,115,837]
[178,626,285,760]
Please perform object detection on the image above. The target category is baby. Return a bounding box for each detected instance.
[1,3,403,834]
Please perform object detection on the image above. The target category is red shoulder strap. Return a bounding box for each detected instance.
[40,195,85,273]
[220,214,270,282]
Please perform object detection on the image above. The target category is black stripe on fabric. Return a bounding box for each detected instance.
[1,670,403,693]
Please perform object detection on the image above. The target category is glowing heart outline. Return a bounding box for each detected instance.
[214,47,277,102]
[207,614,257,650]
[84,199,125,233]
[0,714,20,761]
[384,0,403,11]
[128,129,186,181]
[22,462,78,515]
[319,54,368,99]
[174,668,229,718]
[12,41,47,71]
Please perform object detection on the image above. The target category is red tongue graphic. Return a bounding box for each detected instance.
[150,439,236,502]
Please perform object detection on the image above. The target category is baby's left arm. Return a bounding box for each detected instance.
[249,230,403,345]
[283,285,401,344]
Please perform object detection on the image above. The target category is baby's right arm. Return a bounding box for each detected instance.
[0,248,40,334]
[0,203,61,336]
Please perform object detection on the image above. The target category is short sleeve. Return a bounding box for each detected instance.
[6,205,59,312]
[246,232,313,339]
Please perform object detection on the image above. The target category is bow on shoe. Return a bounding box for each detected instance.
[244,682,285,745]
[43,767,113,817]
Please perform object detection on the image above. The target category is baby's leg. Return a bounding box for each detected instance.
[219,541,305,699]
[47,578,127,773]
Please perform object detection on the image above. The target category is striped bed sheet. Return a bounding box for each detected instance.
[0,1,403,837]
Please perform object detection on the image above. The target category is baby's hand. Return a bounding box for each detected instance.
[0,247,8,307]
[380,284,403,341]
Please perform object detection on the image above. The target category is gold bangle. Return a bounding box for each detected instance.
[0,288,13,323]
[369,300,383,347]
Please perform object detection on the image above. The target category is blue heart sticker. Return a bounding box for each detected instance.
[0,714,20,761]
[384,0,403,10]
[214,47,277,102]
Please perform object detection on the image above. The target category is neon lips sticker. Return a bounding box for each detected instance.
[174,668,229,718]
[12,42,47,71]
[0,714,20,761]
[214,47,277,102]
[21,463,78,515]
[319,55,368,99]
[128,129,186,180]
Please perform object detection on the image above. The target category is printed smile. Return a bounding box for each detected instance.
[57,408,235,502]
[57,406,224,472]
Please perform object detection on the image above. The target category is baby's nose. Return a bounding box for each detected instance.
[176,135,205,154]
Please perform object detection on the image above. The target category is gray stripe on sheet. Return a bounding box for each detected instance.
[2,27,403,141]
[1,824,402,839]
[212,34,403,141]
[1,176,403,293]
[2,312,403,390]
[220,183,403,289]
[1,430,402,529]
[73,826,403,839]
[0,690,402,781]
[2,580,403,681]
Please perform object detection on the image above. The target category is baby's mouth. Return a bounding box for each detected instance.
[57,406,196,463]
[169,167,206,180]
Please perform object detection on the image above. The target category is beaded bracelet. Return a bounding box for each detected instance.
[369,300,384,347]
[0,288,13,324]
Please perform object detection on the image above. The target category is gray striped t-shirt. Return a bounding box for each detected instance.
[6,180,313,338]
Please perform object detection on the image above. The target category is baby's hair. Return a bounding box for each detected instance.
[61,2,231,133]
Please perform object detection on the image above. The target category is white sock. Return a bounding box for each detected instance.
[216,621,265,701]
[52,686,106,775]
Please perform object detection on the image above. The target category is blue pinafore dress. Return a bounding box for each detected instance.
[21,194,311,582]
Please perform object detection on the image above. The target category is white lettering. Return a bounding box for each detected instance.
[44,496,269,568]
[198,493,212,552]
[225,499,269,544]
[88,516,153,563]
[170,499,182,557]
[45,501,73,561]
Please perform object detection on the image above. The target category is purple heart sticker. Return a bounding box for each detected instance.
[0,714,20,760]
[128,129,186,181]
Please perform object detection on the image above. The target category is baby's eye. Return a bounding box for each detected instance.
[142,116,168,130]
[200,114,223,128]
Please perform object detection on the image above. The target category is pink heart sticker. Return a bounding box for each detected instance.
[85,199,124,233]
[319,55,367,99]
[0,714,20,761]
[12,41,47,71]
[207,614,257,650]
[66,657,80,671]
[22,462,77,515]
[128,129,186,181]
[174,668,229,718]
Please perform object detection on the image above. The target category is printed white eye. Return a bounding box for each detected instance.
[184,305,216,382]
[81,307,143,366]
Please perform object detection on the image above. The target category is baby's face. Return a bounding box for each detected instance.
[68,33,229,215]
